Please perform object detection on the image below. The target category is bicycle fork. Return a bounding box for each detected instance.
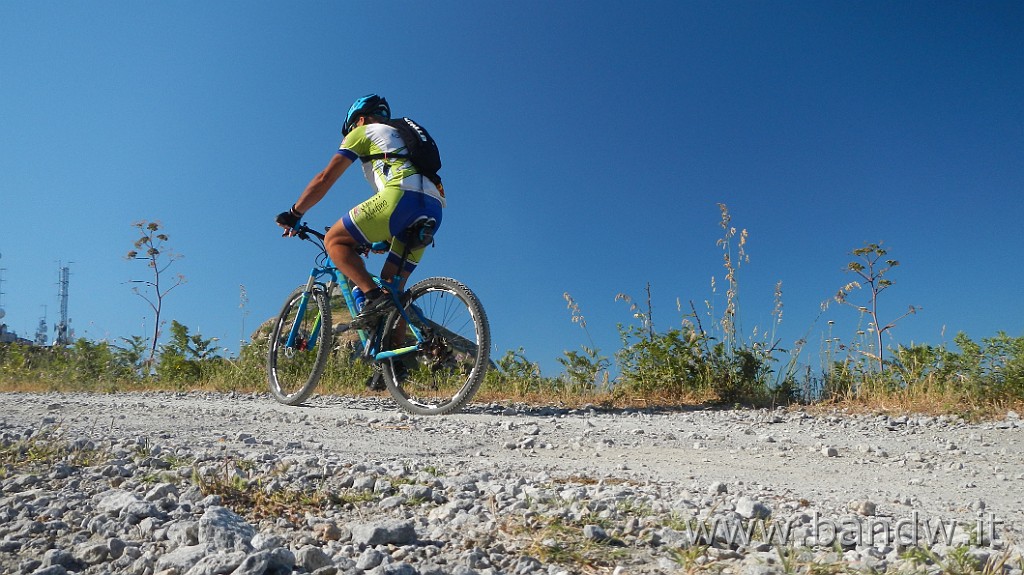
[285,276,336,351]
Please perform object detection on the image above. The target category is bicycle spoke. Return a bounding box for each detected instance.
[381,278,490,415]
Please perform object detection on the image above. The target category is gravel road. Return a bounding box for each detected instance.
[1,391,1022,575]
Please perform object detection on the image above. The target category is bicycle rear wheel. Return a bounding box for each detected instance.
[380,277,490,416]
[267,285,332,406]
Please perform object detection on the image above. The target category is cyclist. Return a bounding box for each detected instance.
[275,94,445,330]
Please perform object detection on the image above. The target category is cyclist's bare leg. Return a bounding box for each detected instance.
[325,226,408,340]
[324,224,377,293]
[378,260,408,291]
[325,222,416,343]
[379,260,410,347]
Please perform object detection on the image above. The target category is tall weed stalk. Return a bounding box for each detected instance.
[560,293,611,394]
[612,205,786,404]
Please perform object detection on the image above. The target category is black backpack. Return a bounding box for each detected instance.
[363,117,442,188]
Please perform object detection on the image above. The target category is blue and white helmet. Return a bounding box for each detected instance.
[343,94,391,136]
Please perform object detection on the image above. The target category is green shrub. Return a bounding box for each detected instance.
[155,321,222,385]
[483,348,557,396]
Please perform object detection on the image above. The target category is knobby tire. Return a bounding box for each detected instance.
[380,277,491,416]
[267,285,332,406]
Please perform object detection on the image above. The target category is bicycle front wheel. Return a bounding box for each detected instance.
[380,277,491,416]
[267,285,332,406]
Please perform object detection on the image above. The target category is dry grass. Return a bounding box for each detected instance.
[471,386,722,412]
[807,391,1024,422]
[3,375,1022,421]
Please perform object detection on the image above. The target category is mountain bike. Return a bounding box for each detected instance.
[266,221,491,416]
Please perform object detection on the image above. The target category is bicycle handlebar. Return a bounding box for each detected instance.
[292,223,325,241]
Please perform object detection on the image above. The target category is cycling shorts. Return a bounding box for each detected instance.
[342,187,443,274]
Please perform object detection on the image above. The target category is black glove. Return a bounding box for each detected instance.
[275,205,303,231]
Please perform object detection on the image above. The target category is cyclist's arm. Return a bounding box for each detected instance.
[293,152,353,213]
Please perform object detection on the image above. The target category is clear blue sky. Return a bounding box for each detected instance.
[1,2,1021,377]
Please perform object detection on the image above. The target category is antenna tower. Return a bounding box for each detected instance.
[35,306,48,346]
[0,252,6,321]
[0,251,6,319]
[55,263,71,345]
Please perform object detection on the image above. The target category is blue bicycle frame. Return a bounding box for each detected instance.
[284,236,426,363]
